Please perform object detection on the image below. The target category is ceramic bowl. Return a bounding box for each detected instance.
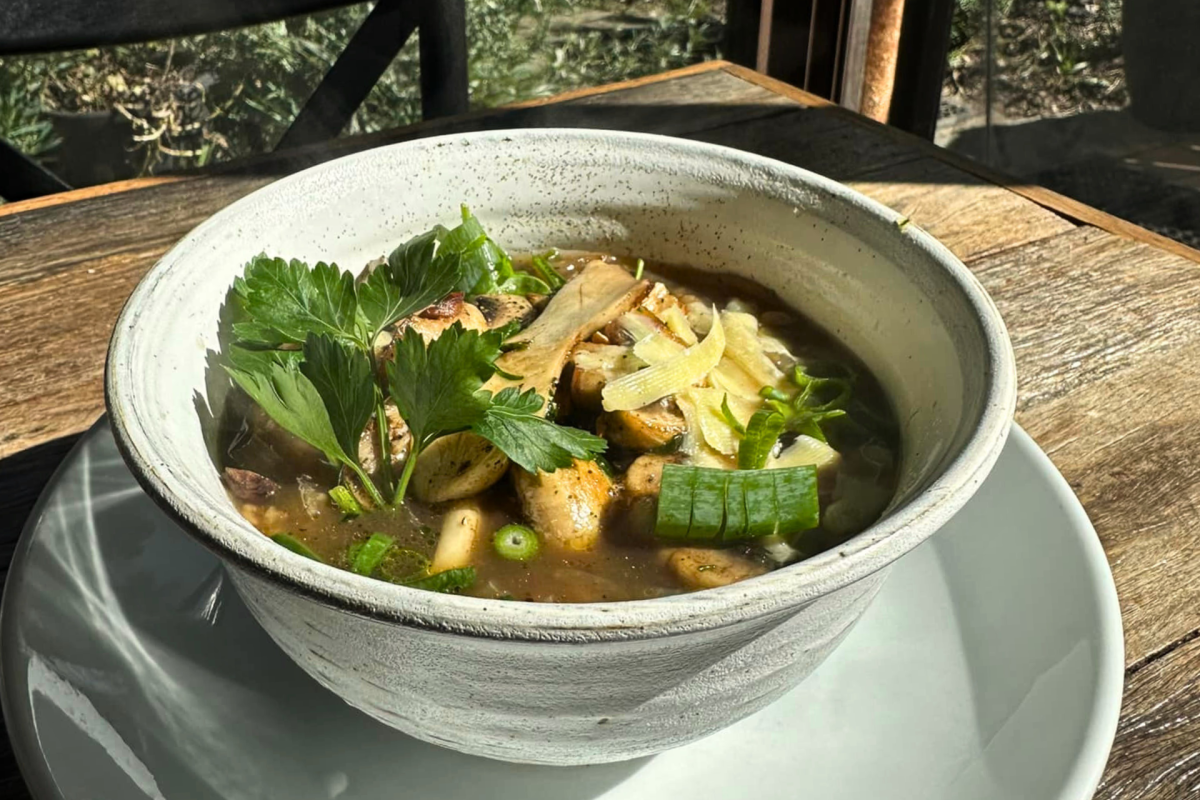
[106,129,1016,765]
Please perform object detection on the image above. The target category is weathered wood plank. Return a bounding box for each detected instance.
[721,62,1200,268]
[689,106,920,182]
[972,227,1200,414]
[965,227,1200,665]
[847,158,1076,262]
[1096,635,1200,798]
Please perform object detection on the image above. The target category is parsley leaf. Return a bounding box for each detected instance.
[385,323,499,451]
[226,343,302,374]
[299,333,375,461]
[360,228,463,338]
[439,206,551,296]
[472,387,608,473]
[226,360,351,467]
[232,256,358,346]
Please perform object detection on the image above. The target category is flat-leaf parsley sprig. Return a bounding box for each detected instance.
[222,207,600,509]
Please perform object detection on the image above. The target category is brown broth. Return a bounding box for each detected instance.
[220,254,900,603]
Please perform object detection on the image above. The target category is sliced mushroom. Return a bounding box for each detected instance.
[411,262,649,503]
[618,453,680,537]
[419,292,465,320]
[223,468,279,503]
[511,459,615,551]
[666,548,769,590]
[473,294,538,330]
[596,401,686,451]
[401,302,488,341]
[430,500,484,573]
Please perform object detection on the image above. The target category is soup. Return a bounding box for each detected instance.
[217,209,899,602]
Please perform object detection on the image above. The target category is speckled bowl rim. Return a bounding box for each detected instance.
[106,128,1016,643]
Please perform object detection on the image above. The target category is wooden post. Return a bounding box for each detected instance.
[859,0,905,121]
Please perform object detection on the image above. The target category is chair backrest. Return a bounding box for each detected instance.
[0,0,360,54]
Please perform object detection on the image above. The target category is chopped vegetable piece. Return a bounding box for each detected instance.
[658,305,698,345]
[329,485,364,518]
[769,434,840,473]
[720,394,747,435]
[529,252,567,291]
[632,332,685,364]
[378,548,431,583]
[737,409,786,470]
[722,472,749,541]
[602,309,725,411]
[742,472,778,539]
[654,465,818,542]
[404,567,476,593]
[688,469,729,540]
[720,310,784,386]
[350,533,395,576]
[271,533,323,562]
[635,258,645,280]
[655,466,697,539]
[493,524,541,561]
[772,467,820,533]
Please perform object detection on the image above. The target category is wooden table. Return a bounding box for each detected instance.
[2,61,1198,799]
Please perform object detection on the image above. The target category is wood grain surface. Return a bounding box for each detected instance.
[1,62,1197,800]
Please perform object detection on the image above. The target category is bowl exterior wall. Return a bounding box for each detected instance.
[229,564,889,764]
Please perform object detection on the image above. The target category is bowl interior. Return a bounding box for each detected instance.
[108,129,1011,632]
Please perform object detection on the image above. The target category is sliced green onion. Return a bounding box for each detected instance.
[271,533,323,562]
[329,485,363,519]
[720,393,746,435]
[350,533,395,576]
[492,524,541,561]
[654,465,818,543]
[656,466,696,539]
[742,470,778,539]
[772,467,820,533]
[634,258,645,280]
[378,547,431,583]
[722,471,749,540]
[405,567,476,594]
[737,409,786,470]
[758,386,790,403]
[529,252,567,291]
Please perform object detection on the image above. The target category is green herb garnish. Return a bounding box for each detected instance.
[271,533,324,562]
[720,393,746,436]
[386,326,605,502]
[350,533,395,576]
[223,208,606,512]
[654,465,818,543]
[404,567,476,594]
[329,485,364,518]
[493,524,541,561]
[529,251,567,291]
[737,408,787,470]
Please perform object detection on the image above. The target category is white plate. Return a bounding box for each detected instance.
[0,420,1122,800]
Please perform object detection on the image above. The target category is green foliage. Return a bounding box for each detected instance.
[0,0,723,181]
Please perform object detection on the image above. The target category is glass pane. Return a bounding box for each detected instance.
[0,0,725,194]
[937,0,1200,249]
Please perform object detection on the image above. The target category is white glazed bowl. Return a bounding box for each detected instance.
[106,129,1016,765]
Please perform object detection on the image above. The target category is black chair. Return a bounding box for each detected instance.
[0,0,467,201]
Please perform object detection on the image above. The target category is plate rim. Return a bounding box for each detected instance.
[0,419,1125,800]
